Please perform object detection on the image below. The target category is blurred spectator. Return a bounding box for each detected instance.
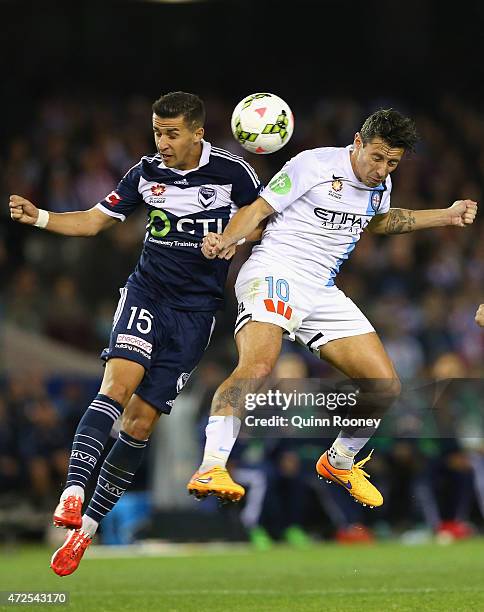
[44,274,93,350]
[17,396,70,508]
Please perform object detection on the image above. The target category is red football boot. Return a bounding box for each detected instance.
[50,529,92,576]
[53,495,83,529]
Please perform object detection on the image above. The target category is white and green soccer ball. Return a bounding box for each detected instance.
[231,93,294,154]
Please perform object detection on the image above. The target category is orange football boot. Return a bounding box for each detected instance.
[316,450,383,508]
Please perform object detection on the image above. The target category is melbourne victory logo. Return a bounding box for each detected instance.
[370,190,382,212]
[198,186,217,208]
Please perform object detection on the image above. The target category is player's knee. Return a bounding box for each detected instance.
[121,412,153,440]
[240,359,274,379]
[390,377,402,400]
[381,377,401,402]
[368,376,401,404]
[100,381,136,407]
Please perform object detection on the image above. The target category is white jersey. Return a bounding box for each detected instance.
[252,145,392,286]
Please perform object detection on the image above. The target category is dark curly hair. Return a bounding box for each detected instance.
[360,109,419,151]
[152,91,205,130]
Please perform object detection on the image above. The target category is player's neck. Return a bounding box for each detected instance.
[176,142,203,171]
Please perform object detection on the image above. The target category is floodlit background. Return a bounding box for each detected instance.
[0,1,483,608]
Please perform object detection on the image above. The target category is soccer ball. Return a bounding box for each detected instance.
[231,93,294,154]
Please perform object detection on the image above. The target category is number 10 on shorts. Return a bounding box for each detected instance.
[265,276,290,302]
[264,276,292,320]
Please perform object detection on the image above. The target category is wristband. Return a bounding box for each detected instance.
[34,209,49,229]
[236,238,246,246]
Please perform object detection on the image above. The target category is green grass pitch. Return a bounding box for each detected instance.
[1,540,484,611]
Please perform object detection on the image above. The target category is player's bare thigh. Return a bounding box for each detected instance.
[99,357,146,406]
[235,320,284,375]
[99,358,160,439]
[318,332,401,394]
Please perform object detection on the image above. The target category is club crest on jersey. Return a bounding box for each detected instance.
[198,186,217,208]
[370,190,382,212]
[151,184,166,196]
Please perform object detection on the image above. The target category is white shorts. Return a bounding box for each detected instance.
[234,259,375,354]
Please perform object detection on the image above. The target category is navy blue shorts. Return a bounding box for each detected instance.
[101,285,216,414]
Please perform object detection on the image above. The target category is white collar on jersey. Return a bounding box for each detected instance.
[157,139,212,175]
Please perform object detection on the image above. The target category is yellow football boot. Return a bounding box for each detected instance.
[187,466,245,502]
[316,450,383,508]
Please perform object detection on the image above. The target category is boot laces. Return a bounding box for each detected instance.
[63,496,80,511]
[352,450,374,480]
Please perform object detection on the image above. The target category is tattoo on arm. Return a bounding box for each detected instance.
[384,209,417,234]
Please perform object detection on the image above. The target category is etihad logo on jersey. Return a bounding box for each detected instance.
[314,208,372,234]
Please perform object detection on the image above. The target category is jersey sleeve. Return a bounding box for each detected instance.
[230,161,263,208]
[95,165,143,222]
[261,150,321,213]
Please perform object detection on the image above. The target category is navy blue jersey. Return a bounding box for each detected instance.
[96,141,262,311]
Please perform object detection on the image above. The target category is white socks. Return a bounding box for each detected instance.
[81,514,99,537]
[199,415,242,473]
[61,485,84,503]
[328,435,369,470]
[60,486,98,536]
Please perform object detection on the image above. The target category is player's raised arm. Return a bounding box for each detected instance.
[9,195,117,236]
[366,199,478,234]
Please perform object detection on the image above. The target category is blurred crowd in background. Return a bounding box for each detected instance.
[0,92,483,547]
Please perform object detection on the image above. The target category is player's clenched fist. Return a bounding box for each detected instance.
[475,304,484,327]
[448,199,478,227]
[9,195,39,225]
[202,232,224,259]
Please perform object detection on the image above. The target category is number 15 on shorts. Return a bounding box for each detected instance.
[127,306,153,334]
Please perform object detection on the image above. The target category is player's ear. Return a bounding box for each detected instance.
[354,132,363,149]
[194,126,204,143]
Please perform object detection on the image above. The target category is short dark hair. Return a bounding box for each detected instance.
[360,109,419,151]
[152,91,205,129]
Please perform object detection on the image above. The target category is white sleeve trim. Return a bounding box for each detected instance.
[259,190,283,213]
[95,203,126,222]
